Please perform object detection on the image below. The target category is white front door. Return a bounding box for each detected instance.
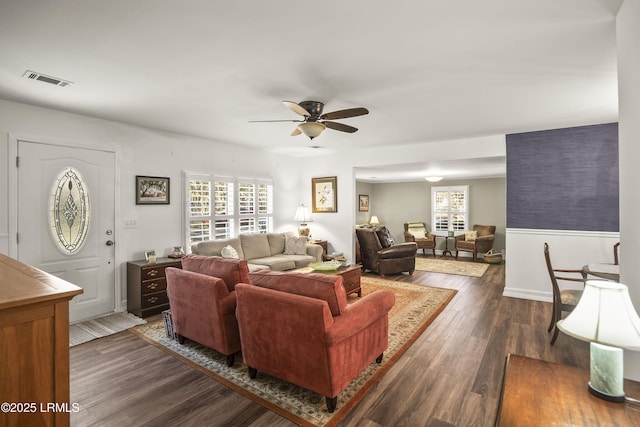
[17,140,116,322]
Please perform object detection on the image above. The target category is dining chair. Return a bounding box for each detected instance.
[544,243,586,345]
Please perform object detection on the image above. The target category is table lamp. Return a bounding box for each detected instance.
[294,204,312,237]
[369,215,380,226]
[557,280,640,402]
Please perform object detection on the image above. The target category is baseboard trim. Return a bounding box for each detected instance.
[502,287,551,303]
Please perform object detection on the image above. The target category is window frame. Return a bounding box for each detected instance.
[431,185,469,233]
[184,172,274,250]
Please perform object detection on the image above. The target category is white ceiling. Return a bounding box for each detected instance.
[0,0,621,181]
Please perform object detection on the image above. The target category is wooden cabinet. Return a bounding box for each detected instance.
[339,264,362,297]
[0,253,83,427]
[127,258,181,318]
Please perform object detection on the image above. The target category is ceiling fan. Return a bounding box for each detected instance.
[250,101,369,140]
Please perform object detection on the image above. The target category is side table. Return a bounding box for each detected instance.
[310,239,329,260]
[435,234,458,257]
[127,257,182,317]
[496,354,640,426]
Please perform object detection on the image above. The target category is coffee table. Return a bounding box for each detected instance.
[297,264,362,297]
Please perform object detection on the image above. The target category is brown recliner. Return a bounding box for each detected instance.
[165,255,250,367]
[403,222,436,257]
[356,226,417,277]
[236,270,395,413]
[454,224,496,261]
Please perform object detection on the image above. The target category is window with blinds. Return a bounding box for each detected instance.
[432,185,469,232]
[185,173,273,248]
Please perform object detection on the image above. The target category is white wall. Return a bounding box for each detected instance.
[297,135,506,261]
[504,229,619,301]
[617,0,640,380]
[0,99,302,310]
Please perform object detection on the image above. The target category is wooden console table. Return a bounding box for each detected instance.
[0,253,83,427]
[496,354,640,426]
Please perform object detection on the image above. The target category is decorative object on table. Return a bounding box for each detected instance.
[369,215,380,226]
[136,175,170,205]
[557,280,640,403]
[169,246,184,258]
[293,204,313,237]
[312,176,337,213]
[308,260,343,271]
[358,194,369,212]
[132,276,456,427]
[483,249,503,264]
[544,242,585,345]
[144,249,156,264]
[249,100,369,140]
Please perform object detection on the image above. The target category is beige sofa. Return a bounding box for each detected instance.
[190,232,323,271]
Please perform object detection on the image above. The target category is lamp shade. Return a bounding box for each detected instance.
[298,122,326,139]
[294,204,312,223]
[557,280,640,350]
[369,215,380,226]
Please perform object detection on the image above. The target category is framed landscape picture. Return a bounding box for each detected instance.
[358,194,369,212]
[312,176,337,213]
[136,176,170,205]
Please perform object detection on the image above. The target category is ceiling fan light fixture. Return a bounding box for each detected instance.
[298,122,326,140]
[425,176,443,182]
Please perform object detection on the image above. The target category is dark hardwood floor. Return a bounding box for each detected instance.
[69,257,589,426]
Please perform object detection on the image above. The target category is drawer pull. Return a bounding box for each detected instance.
[147,269,159,277]
[146,283,158,290]
[147,296,159,304]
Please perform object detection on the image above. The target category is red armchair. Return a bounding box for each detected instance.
[235,270,395,413]
[165,255,250,367]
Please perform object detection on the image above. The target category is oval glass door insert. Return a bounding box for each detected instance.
[49,167,91,254]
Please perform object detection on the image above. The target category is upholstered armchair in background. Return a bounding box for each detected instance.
[404,221,436,257]
[236,270,395,412]
[356,226,417,277]
[454,224,496,261]
[165,255,250,367]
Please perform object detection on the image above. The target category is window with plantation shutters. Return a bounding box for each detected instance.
[184,173,273,249]
[431,185,469,232]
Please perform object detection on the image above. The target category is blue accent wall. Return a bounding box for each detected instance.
[506,123,618,232]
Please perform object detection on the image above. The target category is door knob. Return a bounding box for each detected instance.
[106,240,114,246]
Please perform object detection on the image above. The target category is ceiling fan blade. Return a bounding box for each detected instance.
[323,121,358,133]
[283,101,311,117]
[291,128,302,136]
[248,119,303,123]
[320,107,369,121]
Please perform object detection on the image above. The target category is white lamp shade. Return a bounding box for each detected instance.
[298,122,326,139]
[557,280,640,350]
[369,215,380,226]
[294,205,312,223]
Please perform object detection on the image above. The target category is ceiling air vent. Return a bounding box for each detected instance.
[22,70,73,87]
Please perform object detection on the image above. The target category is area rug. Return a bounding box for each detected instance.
[130,277,456,427]
[69,312,146,347]
[415,257,489,277]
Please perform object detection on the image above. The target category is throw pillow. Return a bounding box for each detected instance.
[221,245,239,259]
[409,229,426,239]
[465,230,478,241]
[375,226,395,248]
[284,235,308,255]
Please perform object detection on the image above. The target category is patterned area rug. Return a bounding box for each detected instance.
[415,257,489,277]
[69,312,146,347]
[130,277,456,427]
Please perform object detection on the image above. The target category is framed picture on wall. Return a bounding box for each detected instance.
[312,176,337,213]
[136,176,170,205]
[358,194,369,212]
